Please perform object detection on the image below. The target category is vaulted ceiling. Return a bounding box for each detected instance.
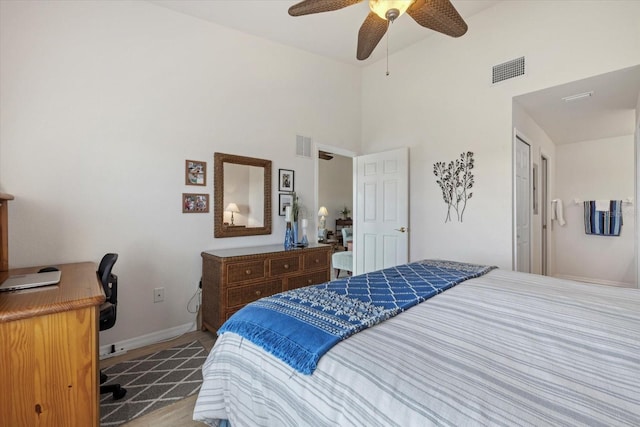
[148,1,640,144]
[148,0,500,66]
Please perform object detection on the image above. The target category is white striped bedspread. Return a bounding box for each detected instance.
[193,269,640,427]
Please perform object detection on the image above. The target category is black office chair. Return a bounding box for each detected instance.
[98,253,127,400]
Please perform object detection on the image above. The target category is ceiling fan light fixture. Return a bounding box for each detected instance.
[288,0,467,63]
[369,0,414,21]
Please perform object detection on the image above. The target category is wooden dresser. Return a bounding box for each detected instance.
[201,243,332,332]
[0,262,105,427]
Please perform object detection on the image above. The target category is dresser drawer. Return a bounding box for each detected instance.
[286,271,329,290]
[303,252,329,270]
[227,279,282,307]
[227,260,265,284]
[270,256,300,276]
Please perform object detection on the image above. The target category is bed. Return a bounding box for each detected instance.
[193,260,640,426]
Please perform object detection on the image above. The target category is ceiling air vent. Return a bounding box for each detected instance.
[492,56,525,84]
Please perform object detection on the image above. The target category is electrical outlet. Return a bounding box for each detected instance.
[154,287,164,303]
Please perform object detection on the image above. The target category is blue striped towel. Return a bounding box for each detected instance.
[584,200,623,236]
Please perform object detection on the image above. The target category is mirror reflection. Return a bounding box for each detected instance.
[214,153,272,238]
[223,164,265,227]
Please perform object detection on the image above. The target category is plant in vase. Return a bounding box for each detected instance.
[291,193,299,244]
[339,206,351,219]
[291,192,308,245]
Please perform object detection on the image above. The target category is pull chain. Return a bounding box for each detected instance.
[386,20,390,76]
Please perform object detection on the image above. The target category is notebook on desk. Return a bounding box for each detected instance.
[0,271,61,292]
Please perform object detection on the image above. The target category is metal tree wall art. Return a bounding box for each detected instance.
[433,151,475,223]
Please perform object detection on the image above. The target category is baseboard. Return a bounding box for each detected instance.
[553,274,635,288]
[99,322,198,359]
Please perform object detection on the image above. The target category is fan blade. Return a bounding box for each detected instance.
[357,12,388,60]
[288,0,363,16]
[319,150,334,160]
[407,0,468,37]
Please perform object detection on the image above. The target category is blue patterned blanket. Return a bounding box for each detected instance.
[218,259,496,374]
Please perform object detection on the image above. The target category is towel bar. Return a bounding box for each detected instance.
[571,197,633,205]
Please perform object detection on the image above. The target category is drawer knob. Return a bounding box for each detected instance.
[255,290,262,296]
[314,259,320,263]
[284,264,289,269]
[245,269,252,275]
[307,279,312,284]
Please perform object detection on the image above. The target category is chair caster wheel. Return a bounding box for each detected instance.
[113,387,127,400]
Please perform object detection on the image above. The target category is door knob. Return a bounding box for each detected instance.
[395,227,407,233]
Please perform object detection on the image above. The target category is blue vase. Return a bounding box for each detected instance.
[284,222,294,250]
[292,222,298,245]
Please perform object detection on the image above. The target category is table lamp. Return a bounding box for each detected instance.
[225,203,240,226]
[318,206,328,229]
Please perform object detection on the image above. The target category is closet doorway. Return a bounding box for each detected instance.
[513,65,640,286]
[540,154,548,276]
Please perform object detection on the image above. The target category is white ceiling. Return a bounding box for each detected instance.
[147,0,500,66]
[147,0,640,144]
[515,65,640,145]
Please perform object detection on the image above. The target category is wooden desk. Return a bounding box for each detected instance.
[0,262,105,427]
[0,192,14,271]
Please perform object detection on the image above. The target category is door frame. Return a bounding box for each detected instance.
[314,143,357,239]
[315,145,409,276]
[540,153,549,276]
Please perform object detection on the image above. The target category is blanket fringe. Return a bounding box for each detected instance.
[219,320,318,374]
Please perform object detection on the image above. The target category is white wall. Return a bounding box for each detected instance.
[361,0,640,269]
[3,0,640,347]
[0,1,361,346]
[318,154,353,235]
[554,136,635,286]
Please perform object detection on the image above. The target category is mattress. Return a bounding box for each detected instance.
[193,268,640,426]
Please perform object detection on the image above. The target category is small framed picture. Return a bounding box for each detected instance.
[183,193,209,213]
[278,169,294,192]
[185,160,207,186]
[279,193,293,216]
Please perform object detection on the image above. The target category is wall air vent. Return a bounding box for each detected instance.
[492,56,525,84]
[296,135,312,158]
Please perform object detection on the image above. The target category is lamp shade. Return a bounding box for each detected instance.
[225,203,240,213]
[318,206,329,216]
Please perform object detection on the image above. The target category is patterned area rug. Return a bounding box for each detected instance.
[100,340,207,426]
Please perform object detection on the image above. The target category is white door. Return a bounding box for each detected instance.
[515,136,531,273]
[354,148,409,275]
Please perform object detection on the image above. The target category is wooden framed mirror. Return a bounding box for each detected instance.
[214,153,272,238]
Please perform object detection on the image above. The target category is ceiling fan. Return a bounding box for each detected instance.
[288,0,468,61]
[319,150,334,160]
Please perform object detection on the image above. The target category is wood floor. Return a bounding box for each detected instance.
[100,329,217,427]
